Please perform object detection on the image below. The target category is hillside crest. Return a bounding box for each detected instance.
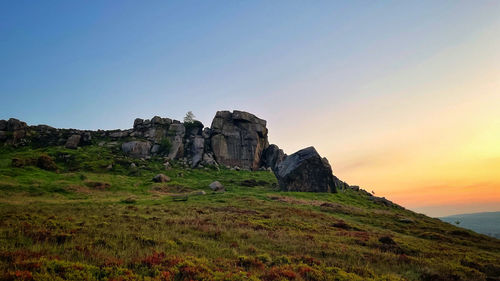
[1,111,354,194]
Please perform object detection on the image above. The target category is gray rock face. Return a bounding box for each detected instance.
[182,121,205,167]
[133,117,170,145]
[262,144,286,173]
[81,132,92,144]
[190,136,205,167]
[133,118,144,129]
[122,141,152,158]
[275,146,338,193]
[109,131,129,138]
[151,116,172,126]
[144,127,165,143]
[65,134,81,149]
[210,110,269,171]
[167,124,185,159]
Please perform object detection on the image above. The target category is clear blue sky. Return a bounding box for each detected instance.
[1,0,494,129]
[1,1,499,216]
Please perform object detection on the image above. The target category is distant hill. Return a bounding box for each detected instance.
[440,212,500,238]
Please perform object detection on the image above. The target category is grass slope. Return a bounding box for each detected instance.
[0,145,499,281]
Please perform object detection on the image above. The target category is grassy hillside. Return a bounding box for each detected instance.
[0,145,499,281]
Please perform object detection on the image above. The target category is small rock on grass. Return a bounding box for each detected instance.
[191,190,206,196]
[121,197,137,204]
[153,174,170,183]
[209,181,225,192]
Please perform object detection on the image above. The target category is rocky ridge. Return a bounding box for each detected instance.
[1,111,368,195]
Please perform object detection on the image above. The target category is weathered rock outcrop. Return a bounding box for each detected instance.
[183,121,205,167]
[167,123,186,160]
[65,134,81,149]
[121,141,152,158]
[0,118,28,146]
[274,146,340,193]
[210,111,269,170]
[1,111,352,194]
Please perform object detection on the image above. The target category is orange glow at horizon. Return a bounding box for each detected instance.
[268,27,500,217]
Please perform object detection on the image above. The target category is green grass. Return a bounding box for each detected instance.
[0,145,499,280]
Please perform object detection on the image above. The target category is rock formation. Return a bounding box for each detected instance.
[273,146,339,193]
[210,111,269,170]
[0,110,353,193]
[65,134,81,149]
[0,118,28,146]
[166,123,186,160]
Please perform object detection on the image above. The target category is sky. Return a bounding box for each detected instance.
[1,1,499,217]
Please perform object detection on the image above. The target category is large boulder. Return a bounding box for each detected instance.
[132,116,171,142]
[274,146,338,193]
[210,110,269,171]
[7,118,27,131]
[65,134,81,149]
[122,141,152,158]
[1,118,28,146]
[151,116,172,126]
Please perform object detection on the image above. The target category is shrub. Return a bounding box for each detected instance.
[272,255,291,266]
[37,155,57,171]
[11,157,27,168]
[10,155,57,171]
[183,120,203,134]
[183,111,195,123]
[262,266,297,281]
[158,138,172,155]
[256,254,272,264]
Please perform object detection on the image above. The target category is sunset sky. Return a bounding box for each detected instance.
[1,1,499,216]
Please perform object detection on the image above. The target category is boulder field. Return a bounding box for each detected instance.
[0,111,351,193]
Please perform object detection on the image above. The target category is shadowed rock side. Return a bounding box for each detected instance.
[274,146,345,193]
[210,111,269,171]
[262,144,286,173]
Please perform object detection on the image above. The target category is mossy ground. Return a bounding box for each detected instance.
[0,145,499,280]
